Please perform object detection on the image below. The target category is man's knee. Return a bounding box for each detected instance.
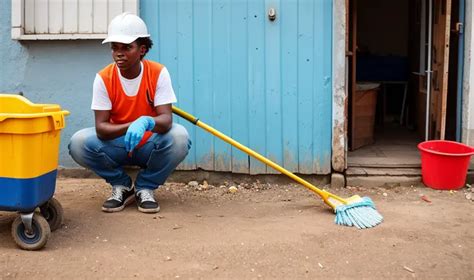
[167,124,191,156]
[68,127,97,167]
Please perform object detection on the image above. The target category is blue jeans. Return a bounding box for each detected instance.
[68,124,191,191]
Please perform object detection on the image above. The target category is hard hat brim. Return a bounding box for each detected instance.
[102,34,150,44]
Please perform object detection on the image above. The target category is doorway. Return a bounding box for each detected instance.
[347,0,461,168]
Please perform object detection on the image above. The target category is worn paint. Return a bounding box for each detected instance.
[142,0,333,174]
[332,120,346,172]
[332,0,347,172]
[283,149,298,172]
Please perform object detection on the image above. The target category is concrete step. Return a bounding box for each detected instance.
[347,159,420,168]
[345,167,422,188]
[345,167,473,188]
[346,167,421,176]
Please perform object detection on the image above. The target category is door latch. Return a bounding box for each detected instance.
[268,8,276,21]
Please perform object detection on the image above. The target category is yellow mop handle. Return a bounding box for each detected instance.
[172,106,346,206]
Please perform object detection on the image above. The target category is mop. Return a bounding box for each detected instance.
[173,106,383,229]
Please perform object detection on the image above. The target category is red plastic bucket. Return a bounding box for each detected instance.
[418,140,474,190]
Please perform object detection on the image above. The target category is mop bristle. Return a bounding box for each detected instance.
[335,197,383,229]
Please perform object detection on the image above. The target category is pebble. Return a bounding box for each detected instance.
[403,266,414,273]
[420,195,432,203]
[188,181,199,188]
[166,256,172,261]
[382,192,388,197]
[229,186,238,193]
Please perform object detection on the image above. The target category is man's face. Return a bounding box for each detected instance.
[110,42,146,71]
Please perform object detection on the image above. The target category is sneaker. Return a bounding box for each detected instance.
[135,189,160,213]
[102,185,135,213]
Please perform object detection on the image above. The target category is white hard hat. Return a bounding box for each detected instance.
[102,13,150,44]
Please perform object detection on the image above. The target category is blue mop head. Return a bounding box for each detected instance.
[334,197,383,229]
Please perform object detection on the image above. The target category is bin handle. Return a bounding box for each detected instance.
[49,113,65,130]
[0,110,69,126]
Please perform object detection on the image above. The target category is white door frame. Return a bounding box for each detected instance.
[332,0,474,173]
[332,0,348,172]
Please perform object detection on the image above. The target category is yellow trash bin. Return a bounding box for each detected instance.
[0,94,69,250]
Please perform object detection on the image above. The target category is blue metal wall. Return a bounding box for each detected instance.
[141,0,332,174]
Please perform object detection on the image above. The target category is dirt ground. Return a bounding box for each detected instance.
[0,177,473,279]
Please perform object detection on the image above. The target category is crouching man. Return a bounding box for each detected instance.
[69,13,191,213]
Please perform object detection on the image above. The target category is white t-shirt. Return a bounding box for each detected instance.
[91,62,177,110]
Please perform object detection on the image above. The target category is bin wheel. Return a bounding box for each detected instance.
[11,214,51,251]
[40,197,64,232]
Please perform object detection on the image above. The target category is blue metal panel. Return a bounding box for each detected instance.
[280,0,299,172]
[141,0,332,174]
[212,0,232,171]
[230,1,250,173]
[297,0,315,174]
[313,0,333,173]
[176,0,197,169]
[192,1,215,170]
[247,0,267,174]
[265,0,283,174]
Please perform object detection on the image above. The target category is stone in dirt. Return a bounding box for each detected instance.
[188,181,199,188]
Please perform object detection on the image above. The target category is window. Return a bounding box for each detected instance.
[11,0,138,40]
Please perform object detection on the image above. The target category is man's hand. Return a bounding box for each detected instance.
[124,116,155,152]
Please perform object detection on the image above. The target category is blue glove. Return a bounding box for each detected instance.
[124,116,155,152]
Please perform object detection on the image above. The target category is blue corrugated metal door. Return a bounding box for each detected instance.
[141,0,332,174]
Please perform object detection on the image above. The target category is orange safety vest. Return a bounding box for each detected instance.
[98,60,163,147]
